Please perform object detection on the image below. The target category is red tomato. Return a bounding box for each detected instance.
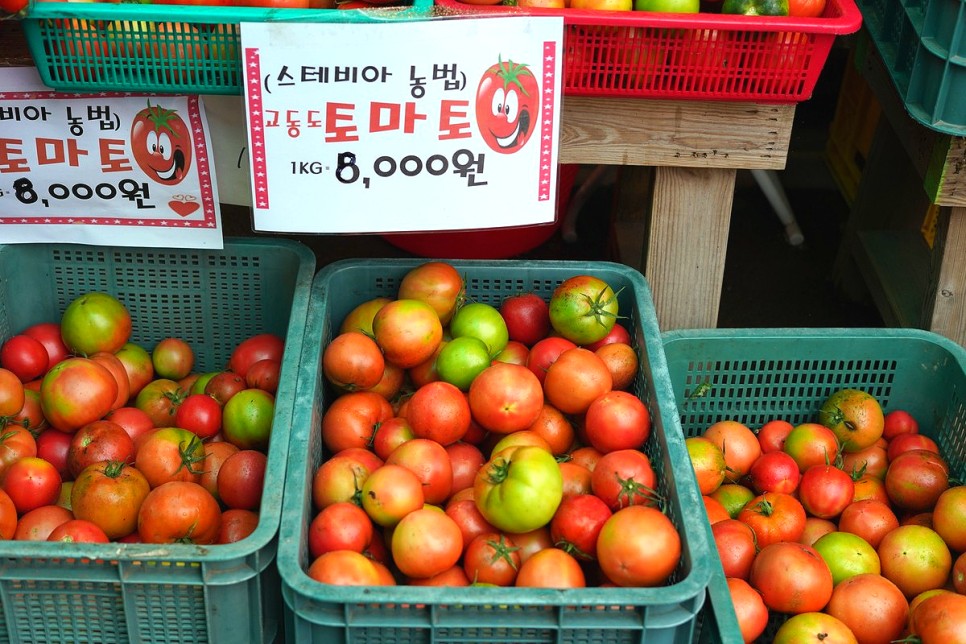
[135,378,186,428]
[582,323,632,352]
[704,420,762,483]
[218,508,260,544]
[47,518,110,543]
[13,504,73,541]
[323,331,385,392]
[468,363,544,434]
[245,359,281,393]
[88,351,132,412]
[757,419,794,453]
[71,460,151,540]
[372,299,443,369]
[321,391,393,454]
[475,59,541,155]
[882,409,919,440]
[175,393,223,439]
[798,464,854,520]
[886,432,939,461]
[229,333,285,380]
[0,425,38,480]
[40,357,119,433]
[138,481,221,544]
[713,519,758,580]
[0,335,49,382]
[306,550,386,586]
[525,336,577,385]
[750,542,834,614]
[397,261,464,326]
[559,461,593,498]
[35,428,71,481]
[308,501,373,559]
[386,438,453,506]
[104,406,156,447]
[493,340,529,366]
[582,390,650,453]
[737,492,807,548]
[783,422,841,473]
[67,419,136,478]
[597,505,681,587]
[199,440,240,503]
[312,452,375,510]
[445,498,497,554]
[134,427,205,488]
[748,450,801,495]
[463,532,522,587]
[8,387,46,434]
[499,293,550,347]
[590,448,658,510]
[151,337,195,381]
[217,449,267,511]
[525,403,575,456]
[909,592,966,642]
[445,441,485,494]
[837,498,899,549]
[204,371,247,406]
[0,489,16,540]
[826,573,908,643]
[2,456,62,514]
[549,493,612,561]
[543,347,613,416]
[130,102,194,187]
[514,547,585,588]
[392,507,463,580]
[406,381,471,446]
[884,448,950,514]
[21,322,69,371]
[361,464,424,527]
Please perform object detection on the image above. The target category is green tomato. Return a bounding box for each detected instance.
[436,336,492,392]
[449,302,509,358]
[548,276,619,345]
[222,388,275,451]
[634,0,699,11]
[60,292,132,356]
[721,0,788,15]
[473,445,563,533]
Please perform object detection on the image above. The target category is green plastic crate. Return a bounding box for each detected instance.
[661,326,966,641]
[856,0,966,135]
[0,238,315,644]
[279,258,718,644]
[21,0,434,95]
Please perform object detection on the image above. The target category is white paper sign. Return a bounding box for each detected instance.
[0,68,223,249]
[241,16,564,234]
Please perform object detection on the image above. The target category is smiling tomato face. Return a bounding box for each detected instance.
[475,58,540,155]
[130,102,193,186]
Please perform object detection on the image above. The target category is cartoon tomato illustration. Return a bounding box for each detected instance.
[130,102,193,186]
[475,58,540,154]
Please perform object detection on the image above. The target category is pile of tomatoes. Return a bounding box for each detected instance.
[306,260,684,589]
[686,390,966,642]
[0,291,285,546]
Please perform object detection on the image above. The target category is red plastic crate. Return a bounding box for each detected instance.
[436,0,862,102]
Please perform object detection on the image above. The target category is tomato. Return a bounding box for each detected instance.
[837,499,898,549]
[559,461,593,498]
[514,547,585,588]
[2,456,62,514]
[435,337,491,392]
[227,333,284,380]
[686,436,727,496]
[841,440,889,480]
[886,432,939,461]
[323,331,385,392]
[59,292,132,356]
[812,531,881,585]
[449,303,509,359]
[218,508,260,544]
[525,403,575,456]
[39,357,118,433]
[543,348,612,416]
[525,337,576,387]
[203,371,247,406]
[590,448,658,510]
[392,507,463,580]
[308,501,373,559]
[909,592,966,642]
[549,493,611,561]
[129,101,194,186]
[493,341,529,366]
[798,516,836,546]
[21,322,69,372]
[703,420,761,483]
[135,378,186,427]
[385,438,452,505]
[134,427,205,488]
[446,440,485,494]
[70,460,150,540]
[468,363,544,435]
[737,491,806,548]
[361,464,424,527]
[0,426,38,480]
[409,565,470,587]
[221,388,275,451]
[217,449,267,511]
[474,445,562,533]
[772,612,858,643]
[312,453,374,510]
[463,532,521,586]
[67,419,136,478]
[138,480,221,544]
[499,293,550,347]
[710,483,755,519]
[397,261,464,326]
[7,387,45,434]
[174,393,222,439]
[35,428,71,480]
[86,351,131,412]
[824,573,907,643]
[372,299,443,369]
[405,381,471,446]
[104,406,156,447]
[583,391,650,454]
[199,440,239,503]
[307,550,386,586]
[877,524,951,598]
[882,409,919,440]
[788,0,825,15]
[750,541,833,614]
[321,391,393,454]
[150,337,194,381]
[712,519,758,580]
[597,505,681,586]
[13,504,72,541]
[594,342,638,392]
[748,450,801,494]
[782,422,841,473]
[475,58,541,155]
[757,418,794,453]
[818,388,884,453]
[582,323,632,353]
[1,335,49,383]
[0,489,16,540]
[548,276,619,346]
[932,485,966,552]
[114,342,155,398]
[727,577,770,642]
[884,448,950,513]
[798,464,854,520]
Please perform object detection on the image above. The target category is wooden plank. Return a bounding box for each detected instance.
[645,166,736,330]
[559,97,794,170]
[926,206,966,346]
[852,230,931,328]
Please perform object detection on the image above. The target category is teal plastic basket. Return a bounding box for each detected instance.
[661,327,966,641]
[856,0,966,135]
[0,238,315,644]
[21,0,434,95]
[279,258,717,644]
